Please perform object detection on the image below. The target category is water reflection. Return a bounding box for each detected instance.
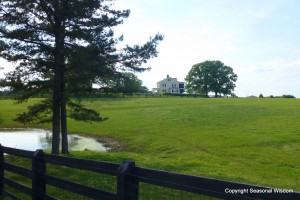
[0,128,107,152]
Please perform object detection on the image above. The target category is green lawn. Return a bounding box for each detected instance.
[0,97,300,191]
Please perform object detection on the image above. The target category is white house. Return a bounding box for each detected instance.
[153,75,185,93]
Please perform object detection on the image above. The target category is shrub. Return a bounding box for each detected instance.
[282,94,296,98]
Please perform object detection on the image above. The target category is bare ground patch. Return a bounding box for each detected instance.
[95,136,126,152]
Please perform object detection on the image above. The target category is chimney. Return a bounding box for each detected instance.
[167,74,169,78]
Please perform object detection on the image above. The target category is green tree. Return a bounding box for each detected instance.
[0,0,163,154]
[98,72,147,96]
[113,72,143,95]
[185,60,237,97]
[139,86,149,93]
[185,62,211,96]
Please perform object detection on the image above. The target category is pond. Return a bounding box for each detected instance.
[0,128,107,152]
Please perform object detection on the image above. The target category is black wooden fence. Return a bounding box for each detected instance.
[0,144,299,200]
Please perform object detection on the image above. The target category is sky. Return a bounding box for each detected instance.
[112,0,300,97]
[1,0,300,97]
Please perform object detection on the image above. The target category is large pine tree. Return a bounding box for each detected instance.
[0,0,163,154]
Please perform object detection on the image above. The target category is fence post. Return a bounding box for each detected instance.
[0,144,4,194]
[117,160,139,200]
[32,149,46,200]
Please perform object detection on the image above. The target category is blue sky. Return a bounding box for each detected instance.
[1,0,300,97]
[113,0,300,97]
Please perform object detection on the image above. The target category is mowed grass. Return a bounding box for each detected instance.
[0,97,300,191]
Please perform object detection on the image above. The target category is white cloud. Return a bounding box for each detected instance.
[235,58,300,97]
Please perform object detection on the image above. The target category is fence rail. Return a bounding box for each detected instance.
[0,144,299,200]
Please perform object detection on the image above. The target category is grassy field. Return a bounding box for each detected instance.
[0,97,300,192]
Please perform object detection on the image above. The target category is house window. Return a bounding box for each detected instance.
[162,84,166,87]
[162,89,166,92]
[172,84,176,87]
[168,78,171,81]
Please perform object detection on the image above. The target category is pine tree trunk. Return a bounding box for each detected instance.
[52,65,61,155]
[52,17,64,154]
[61,100,68,154]
[61,74,69,154]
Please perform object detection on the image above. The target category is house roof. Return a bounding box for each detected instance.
[157,75,180,84]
